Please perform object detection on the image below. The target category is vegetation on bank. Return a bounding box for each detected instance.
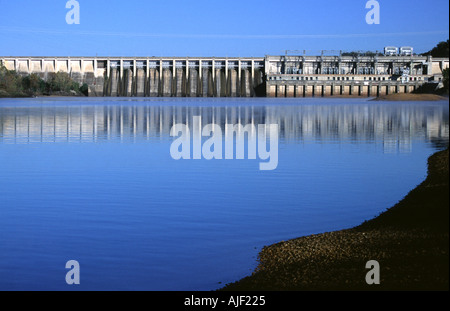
[443,68,449,94]
[422,40,449,95]
[372,93,447,101]
[0,64,88,98]
[421,40,449,58]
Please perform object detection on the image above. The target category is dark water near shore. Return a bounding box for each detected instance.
[0,97,448,291]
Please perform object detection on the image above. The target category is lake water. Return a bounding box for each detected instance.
[0,97,448,291]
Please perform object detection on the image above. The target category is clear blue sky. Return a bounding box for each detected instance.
[0,0,448,57]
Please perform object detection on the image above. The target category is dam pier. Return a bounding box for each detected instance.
[1,52,448,98]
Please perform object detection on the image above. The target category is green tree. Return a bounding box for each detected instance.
[443,68,449,94]
[422,40,449,57]
[79,83,89,96]
[0,64,24,97]
[48,72,74,92]
[1,65,87,97]
[22,73,46,94]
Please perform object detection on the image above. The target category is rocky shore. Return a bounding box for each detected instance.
[221,149,449,291]
[371,93,448,101]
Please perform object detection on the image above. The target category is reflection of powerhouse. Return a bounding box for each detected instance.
[66,0,80,25]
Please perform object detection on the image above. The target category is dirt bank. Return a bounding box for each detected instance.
[371,93,448,101]
[221,149,449,291]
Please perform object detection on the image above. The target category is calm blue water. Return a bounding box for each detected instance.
[0,97,448,291]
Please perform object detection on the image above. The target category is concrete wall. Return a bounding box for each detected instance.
[265,80,429,98]
[1,57,265,97]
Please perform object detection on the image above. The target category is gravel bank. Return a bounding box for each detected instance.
[371,93,447,101]
[221,149,449,291]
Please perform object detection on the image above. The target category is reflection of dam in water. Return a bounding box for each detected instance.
[0,102,448,153]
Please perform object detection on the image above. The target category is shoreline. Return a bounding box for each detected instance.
[0,94,449,101]
[221,148,449,291]
[0,93,87,99]
[1,93,448,101]
[371,93,448,101]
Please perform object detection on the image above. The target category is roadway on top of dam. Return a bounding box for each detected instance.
[1,56,265,60]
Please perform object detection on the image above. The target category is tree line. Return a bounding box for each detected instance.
[0,64,88,98]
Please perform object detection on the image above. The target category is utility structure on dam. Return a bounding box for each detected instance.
[265,51,449,97]
[1,51,448,97]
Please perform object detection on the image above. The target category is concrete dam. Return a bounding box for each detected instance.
[0,57,265,98]
[105,58,266,97]
[1,54,448,97]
